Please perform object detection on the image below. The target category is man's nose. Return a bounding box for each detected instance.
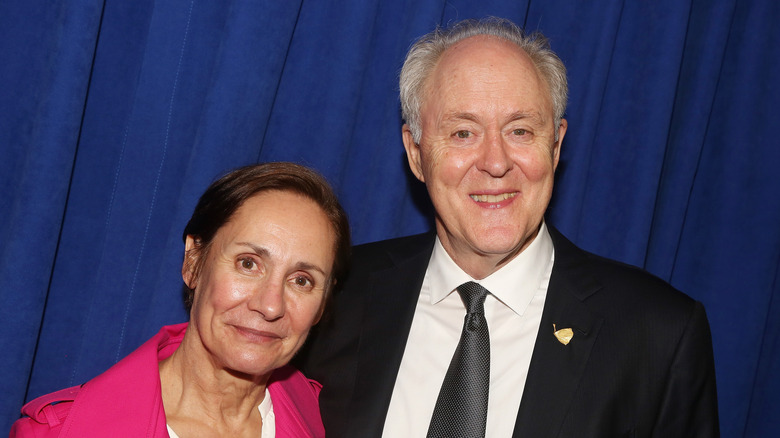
[477,132,513,177]
[248,279,286,321]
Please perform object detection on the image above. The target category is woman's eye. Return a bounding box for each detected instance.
[239,258,256,270]
[455,130,471,139]
[293,275,313,288]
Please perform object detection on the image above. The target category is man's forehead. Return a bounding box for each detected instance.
[438,35,531,69]
[426,36,544,90]
[419,36,554,123]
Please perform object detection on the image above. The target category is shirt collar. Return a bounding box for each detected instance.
[427,221,554,316]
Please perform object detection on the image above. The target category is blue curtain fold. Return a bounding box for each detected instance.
[1,1,777,436]
[0,0,104,427]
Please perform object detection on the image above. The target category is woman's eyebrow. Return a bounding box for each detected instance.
[237,241,327,276]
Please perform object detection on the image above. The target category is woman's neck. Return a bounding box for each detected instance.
[158,331,269,438]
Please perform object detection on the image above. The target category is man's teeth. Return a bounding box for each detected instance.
[470,192,517,203]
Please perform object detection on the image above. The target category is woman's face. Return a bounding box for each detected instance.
[184,190,336,378]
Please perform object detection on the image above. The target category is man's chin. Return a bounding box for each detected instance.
[472,229,539,259]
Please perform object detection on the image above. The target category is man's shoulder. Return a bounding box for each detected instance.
[351,232,435,266]
[549,226,696,312]
[354,231,434,251]
[332,232,434,303]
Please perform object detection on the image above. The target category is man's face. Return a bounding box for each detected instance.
[403,35,567,278]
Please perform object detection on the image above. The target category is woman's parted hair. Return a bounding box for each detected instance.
[181,162,351,312]
[399,17,568,143]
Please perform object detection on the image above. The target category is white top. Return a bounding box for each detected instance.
[382,222,554,437]
[166,387,275,437]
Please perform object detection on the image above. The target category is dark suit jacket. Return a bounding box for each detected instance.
[296,227,719,437]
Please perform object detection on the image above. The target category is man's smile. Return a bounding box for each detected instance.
[469,192,518,204]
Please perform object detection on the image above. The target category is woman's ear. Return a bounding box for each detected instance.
[182,235,200,289]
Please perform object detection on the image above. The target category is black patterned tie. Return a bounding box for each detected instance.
[427,281,490,438]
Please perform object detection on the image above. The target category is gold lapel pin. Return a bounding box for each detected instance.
[553,324,574,345]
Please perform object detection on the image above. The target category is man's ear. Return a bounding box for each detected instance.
[182,235,200,289]
[402,124,425,183]
[552,118,567,171]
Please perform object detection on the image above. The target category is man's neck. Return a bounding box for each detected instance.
[438,230,540,280]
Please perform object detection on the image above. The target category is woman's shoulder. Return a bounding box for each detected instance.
[10,386,81,437]
[268,365,325,437]
[268,364,322,398]
[10,325,180,437]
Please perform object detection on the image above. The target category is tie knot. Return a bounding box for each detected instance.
[456,281,489,314]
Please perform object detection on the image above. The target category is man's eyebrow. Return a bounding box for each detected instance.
[442,112,481,123]
[441,111,546,125]
[236,242,327,276]
[506,111,545,125]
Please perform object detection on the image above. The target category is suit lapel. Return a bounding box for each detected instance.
[348,234,435,436]
[513,227,604,437]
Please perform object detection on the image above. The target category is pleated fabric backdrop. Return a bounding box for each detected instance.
[1,1,778,436]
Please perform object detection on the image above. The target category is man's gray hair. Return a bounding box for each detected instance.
[399,17,568,143]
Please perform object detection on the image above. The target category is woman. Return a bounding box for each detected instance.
[11,162,351,437]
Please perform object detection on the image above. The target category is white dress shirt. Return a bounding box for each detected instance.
[382,223,555,437]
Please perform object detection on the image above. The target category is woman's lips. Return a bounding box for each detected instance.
[232,325,281,343]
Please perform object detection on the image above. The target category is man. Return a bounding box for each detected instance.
[297,17,718,437]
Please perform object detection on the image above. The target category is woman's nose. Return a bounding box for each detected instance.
[248,279,286,321]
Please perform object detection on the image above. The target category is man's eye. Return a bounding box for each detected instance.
[513,129,528,136]
[240,258,255,270]
[455,130,471,139]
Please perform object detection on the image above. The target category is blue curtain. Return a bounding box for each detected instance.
[1,1,777,436]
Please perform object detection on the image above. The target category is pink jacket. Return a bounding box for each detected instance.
[10,324,325,437]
